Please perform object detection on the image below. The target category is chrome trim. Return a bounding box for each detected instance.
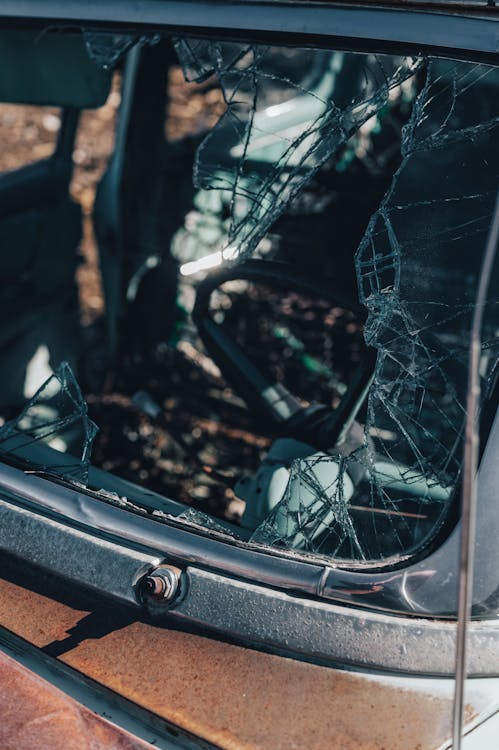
[2,495,499,675]
[452,191,499,749]
[174,568,499,676]
[0,497,161,607]
[0,406,498,620]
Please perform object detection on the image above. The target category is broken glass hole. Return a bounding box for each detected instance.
[0,42,497,567]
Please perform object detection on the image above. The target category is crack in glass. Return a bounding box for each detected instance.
[176,44,499,561]
[173,41,423,268]
[1,42,497,565]
[0,362,98,483]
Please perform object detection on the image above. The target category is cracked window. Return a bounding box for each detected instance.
[172,43,422,270]
[0,362,97,483]
[173,44,499,561]
[0,36,498,568]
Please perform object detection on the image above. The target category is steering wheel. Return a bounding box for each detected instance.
[193,259,375,451]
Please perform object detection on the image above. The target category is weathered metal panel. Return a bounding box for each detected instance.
[0,571,471,750]
[0,498,161,607]
[0,648,154,750]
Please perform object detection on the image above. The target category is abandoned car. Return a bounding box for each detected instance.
[0,1,498,748]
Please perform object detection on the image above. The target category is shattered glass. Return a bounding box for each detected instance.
[173,41,422,266]
[174,43,499,562]
[0,362,98,483]
[175,506,239,538]
[1,39,497,567]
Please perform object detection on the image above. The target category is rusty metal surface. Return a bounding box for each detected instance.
[0,563,463,750]
[0,648,154,750]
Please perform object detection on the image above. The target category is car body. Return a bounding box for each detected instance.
[0,1,498,748]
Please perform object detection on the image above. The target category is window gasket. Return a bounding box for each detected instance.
[0,401,497,621]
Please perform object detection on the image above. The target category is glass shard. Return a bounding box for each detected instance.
[176,506,239,538]
[0,362,98,483]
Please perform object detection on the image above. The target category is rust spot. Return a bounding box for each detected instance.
[0,574,460,750]
[0,649,154,750]
[0,576,88,647]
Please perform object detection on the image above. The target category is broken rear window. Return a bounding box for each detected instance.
[172,43,499,562]
[0,39,498,567]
